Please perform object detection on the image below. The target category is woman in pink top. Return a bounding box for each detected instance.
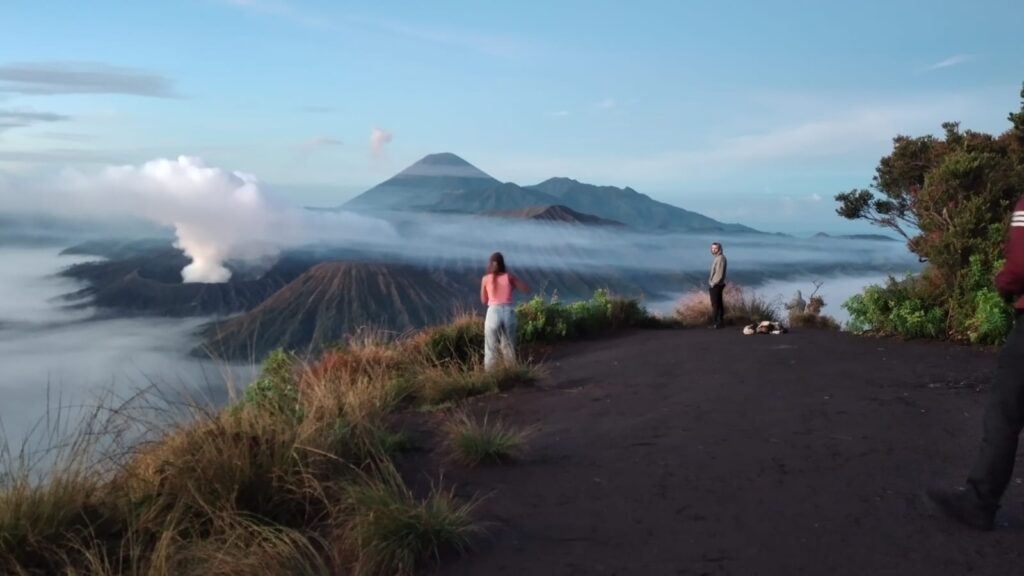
[480,252,530,370]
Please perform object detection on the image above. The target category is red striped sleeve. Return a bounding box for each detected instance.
[995,198,1024,298]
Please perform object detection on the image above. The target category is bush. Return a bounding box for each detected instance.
[789,312,840,330]
[968,287,1014,344]
[517,289,653,343]
[674,284,780,327]
[783,288,840,330]
[242,349,301,419]
[842,275,947,339]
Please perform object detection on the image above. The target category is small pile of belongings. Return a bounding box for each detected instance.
[743,321,788,335]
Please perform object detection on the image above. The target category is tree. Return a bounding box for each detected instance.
[837,86,1024,264]
[835,84,1024,341]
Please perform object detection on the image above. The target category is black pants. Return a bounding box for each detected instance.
[967,312,1024,508]
[709,284,725,327]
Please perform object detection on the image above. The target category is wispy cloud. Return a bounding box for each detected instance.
[594,97,618,111]
[304,136,343,151]
[0,148,121,165]
[219,4,525,59]
[0,62,177,97]
[548,110,571,117]
[925,54,972,71]
[369,127,393,158]
[0,109,71,132]
[34,132,93,142]
[491,93,976,188]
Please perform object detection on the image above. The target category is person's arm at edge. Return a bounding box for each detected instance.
[995,198,1024,301]
[480,275,489,305]
[511,274,530,294]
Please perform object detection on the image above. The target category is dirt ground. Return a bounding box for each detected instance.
[403,328,1024,576]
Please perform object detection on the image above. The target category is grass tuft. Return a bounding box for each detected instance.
[443,411,534,466]
[342,462,480,576]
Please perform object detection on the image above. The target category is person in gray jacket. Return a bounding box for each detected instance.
[708,242,727,328]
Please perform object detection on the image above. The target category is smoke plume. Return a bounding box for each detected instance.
[370,127,393,157]
[52,156,394,283]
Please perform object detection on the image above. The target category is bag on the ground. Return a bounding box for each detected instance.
[743,321,787,335]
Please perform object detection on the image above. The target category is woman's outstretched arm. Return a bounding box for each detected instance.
[512,274,530,294]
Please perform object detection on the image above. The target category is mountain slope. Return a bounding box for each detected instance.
[201,262,473,359]
[344,152,500,211]
[812,232,897,242]
[60,246,314,316]
[492,205,625,226]
[528,177,756,233]
[430,182,562,214]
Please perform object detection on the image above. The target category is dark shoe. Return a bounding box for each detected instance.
[926,487,995,531]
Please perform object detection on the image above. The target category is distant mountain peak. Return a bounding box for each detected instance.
[540,176,579,185]
[396,153,493,180]
[342,152,499,210]
[415,152,474,166]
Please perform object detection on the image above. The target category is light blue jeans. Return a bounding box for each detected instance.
[484,304,517,370]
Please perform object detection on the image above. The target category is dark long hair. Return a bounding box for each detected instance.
[487,252,507,275]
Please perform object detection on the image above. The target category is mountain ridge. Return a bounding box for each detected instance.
[339,153,760,233]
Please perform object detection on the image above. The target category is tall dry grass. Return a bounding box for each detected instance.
[674,284,781,327]
[0,309,551,576]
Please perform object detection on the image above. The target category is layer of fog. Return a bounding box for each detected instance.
[0,247,256,452]
[296,210,921,296]
[3,155,919,290]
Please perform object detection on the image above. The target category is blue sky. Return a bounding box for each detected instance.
[2,0,1022,233]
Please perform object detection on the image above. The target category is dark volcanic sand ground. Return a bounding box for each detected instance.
[406,328,1024,576]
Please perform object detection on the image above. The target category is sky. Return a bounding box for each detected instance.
[1,0,1023,234]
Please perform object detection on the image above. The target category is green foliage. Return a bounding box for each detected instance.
[968,287,1014,345]
[836,85,1024,343]
[889,298,947,339]
[516,289,651,343]
[842,276,946,339]
[242,349,301,419]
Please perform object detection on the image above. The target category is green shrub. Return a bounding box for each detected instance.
[968,287,1014,344]
[842,275,946,338]
[242,349,301,418]
[516,289,652,343]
